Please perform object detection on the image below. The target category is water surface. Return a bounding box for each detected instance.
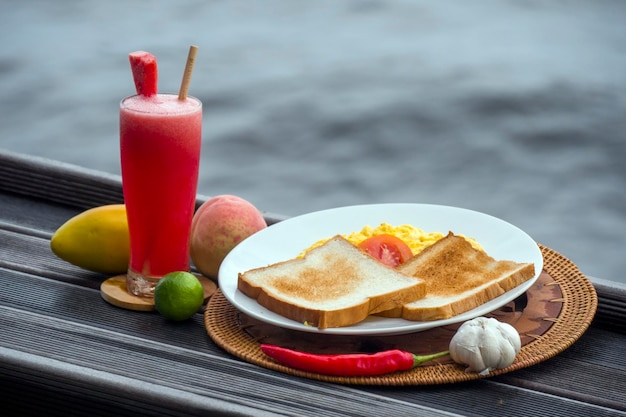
[1,1,624,284]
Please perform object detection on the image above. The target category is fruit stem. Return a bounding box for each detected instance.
[412,350,450,367]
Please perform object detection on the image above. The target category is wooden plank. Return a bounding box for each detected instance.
[1,272,623,417]
[0,150,624,327]
[1,149,626,416]
[592,281,626,333]
[0,150,124,210]
[2,215,625,416]
[0,150,287,225]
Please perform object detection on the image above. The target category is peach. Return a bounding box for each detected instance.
[190,195,267,278]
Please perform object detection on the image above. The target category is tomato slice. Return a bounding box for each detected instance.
[357,234,413,268]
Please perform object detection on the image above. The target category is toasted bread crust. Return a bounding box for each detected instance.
[238,236,426,328]
[380,232,536,321]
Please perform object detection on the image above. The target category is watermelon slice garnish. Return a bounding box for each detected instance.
[128,51,158,96]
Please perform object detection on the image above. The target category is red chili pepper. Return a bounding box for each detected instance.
[260,344,449,377]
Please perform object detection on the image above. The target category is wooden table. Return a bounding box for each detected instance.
[1,150,625,417]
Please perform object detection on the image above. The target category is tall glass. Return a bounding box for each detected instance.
[120,93,202,297]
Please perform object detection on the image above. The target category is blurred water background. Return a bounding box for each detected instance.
[1,1,625,284]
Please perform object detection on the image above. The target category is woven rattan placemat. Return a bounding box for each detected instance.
[204,245,597,385]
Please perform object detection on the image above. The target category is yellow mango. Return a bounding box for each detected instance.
[50,204,130,274]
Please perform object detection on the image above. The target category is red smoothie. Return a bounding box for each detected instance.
[120,93,202,296]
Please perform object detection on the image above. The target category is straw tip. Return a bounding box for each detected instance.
[178,45,199,100]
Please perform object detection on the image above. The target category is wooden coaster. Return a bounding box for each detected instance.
[199,275,218,300]
[101,274,217,312]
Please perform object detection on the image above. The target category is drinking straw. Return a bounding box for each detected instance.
[178,45,198,100]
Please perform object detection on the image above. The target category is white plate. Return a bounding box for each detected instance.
[218,203,543,336]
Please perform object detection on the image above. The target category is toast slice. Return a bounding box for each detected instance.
[378,232,535,321]
[238,235,427,329]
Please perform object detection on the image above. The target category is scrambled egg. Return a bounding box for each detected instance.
[301,222,482,256]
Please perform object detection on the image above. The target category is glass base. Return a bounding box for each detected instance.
[126,269,161,298]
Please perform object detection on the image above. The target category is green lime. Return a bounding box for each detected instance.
[154,271,204,321]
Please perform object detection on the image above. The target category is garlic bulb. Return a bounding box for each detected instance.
[449,317,521,376]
